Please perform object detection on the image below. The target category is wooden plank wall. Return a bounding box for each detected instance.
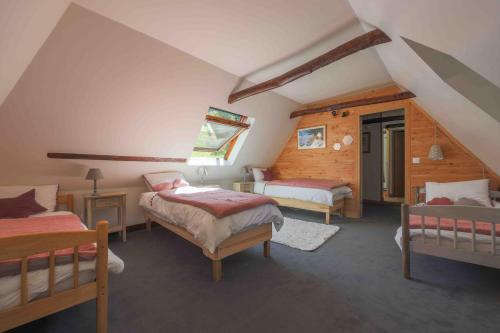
[408,102,499,202]
[272,85,499,218]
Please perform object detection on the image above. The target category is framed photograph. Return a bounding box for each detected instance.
[297,125,326,149]
[362,132,371,153]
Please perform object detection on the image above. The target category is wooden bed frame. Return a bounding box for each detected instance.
[401,190,500,279]
[270,196,344,224]
[0,194,109,333]
[144,210,272,282]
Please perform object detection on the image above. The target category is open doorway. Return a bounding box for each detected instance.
[361,109,405,211]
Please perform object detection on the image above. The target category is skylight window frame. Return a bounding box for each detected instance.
[192,114,250,153]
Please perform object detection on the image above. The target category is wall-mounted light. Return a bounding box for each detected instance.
[331,110,338,117]
[341,111,349,117]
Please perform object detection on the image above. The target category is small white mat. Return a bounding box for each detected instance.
[271,217,340,251]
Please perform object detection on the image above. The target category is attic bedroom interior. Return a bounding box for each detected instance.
[1,1,499,332]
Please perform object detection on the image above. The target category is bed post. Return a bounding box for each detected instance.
[401,204,411,279]
[325,212,331,224]
[96,221,109,333]
[144,213,152,232]
[212,260,222,282]
[263,240,271,257]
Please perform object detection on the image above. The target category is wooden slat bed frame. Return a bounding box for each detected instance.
[0,194,109,333]
[144,211,272,282]
[270,196,344,224]
[401,192,500,279]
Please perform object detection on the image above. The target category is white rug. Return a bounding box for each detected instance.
[271,217,340,251]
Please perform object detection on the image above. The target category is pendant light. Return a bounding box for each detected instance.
[428,123,444,160]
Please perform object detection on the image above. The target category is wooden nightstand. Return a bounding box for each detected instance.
[233,182,254,193]
[83,192,127,242]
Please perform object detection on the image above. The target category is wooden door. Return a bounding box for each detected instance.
[389,130,405,197]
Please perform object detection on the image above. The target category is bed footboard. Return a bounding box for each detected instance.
[401,204,500,279]
[0,221,109,332]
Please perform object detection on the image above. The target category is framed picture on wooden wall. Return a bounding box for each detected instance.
[297,125,326,149]
[362,132,371,153]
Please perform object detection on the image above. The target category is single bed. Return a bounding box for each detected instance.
[253,179,352,224]
[0,193,124,332]
[396,179,500,279]
[140,172,284,281]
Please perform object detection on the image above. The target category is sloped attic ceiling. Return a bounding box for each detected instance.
[72,0,393,104]
[0,0,498,177]
[348,0,500,174]
[0,0,70,106]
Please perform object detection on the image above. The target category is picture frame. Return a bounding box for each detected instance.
[362,132,371,153]
[297,125,326,149]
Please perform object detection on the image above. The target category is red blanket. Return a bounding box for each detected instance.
[267,178,348,191]
[0,214,96,277]
[158,189,278,218]
[410,214,500,237]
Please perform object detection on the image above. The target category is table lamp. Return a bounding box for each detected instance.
[85,168,103,196]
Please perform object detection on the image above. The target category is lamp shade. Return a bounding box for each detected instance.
[85,168,103,180]
[428,144,444,160]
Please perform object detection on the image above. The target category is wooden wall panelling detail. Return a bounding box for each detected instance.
[273,84,499,218]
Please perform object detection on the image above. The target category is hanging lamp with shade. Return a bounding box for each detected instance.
[428,122,444,160]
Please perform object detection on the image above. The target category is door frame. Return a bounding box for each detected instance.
[356,101,411,217]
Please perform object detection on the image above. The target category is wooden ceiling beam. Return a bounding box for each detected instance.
[289,91,416,119]
[228,28,391,104]
[47,153,187,163]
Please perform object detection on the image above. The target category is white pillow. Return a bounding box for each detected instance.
[252,168,266,182]
[143,172,186,191]
[0,185,59,212]
[425,179,492,207]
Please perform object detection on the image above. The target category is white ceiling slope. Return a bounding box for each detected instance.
[73,0,393,104]
[348,0,500,174]
[0,0,70,106]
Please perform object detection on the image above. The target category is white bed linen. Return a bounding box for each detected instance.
[139,186,284,253]
[253,181,352,206]
[0,211,125,310]
[394,226,500,254]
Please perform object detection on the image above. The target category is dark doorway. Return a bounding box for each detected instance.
[361,110,405,212]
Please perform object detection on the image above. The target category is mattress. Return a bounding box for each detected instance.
[253,181,352,206]
[139,187,284,253]
[0,211,125,310]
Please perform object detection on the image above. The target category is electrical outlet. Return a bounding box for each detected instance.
[412,157,421,164]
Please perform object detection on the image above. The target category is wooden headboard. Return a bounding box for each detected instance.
[56,194,74,212]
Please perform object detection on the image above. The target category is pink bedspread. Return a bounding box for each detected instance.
[0,214,96,277]
[267,178,348,191]
[409,214,500,237]
[158,189,278,218]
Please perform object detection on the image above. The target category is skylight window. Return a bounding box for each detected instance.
[191,107,250,162]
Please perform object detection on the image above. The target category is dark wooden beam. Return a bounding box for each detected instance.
[290,91,416,119]
[228,28,391,104]
[47,153,187,163]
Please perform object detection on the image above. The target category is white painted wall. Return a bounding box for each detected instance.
[0,0,70,106]
[0,4,300,225]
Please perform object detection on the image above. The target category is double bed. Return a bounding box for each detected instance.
[253,178,352,224]
[0,189,124,332]
[139,172,284,281]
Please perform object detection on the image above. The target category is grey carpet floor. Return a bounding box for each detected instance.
[8,204,500,333]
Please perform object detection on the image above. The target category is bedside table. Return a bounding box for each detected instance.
[233,182,254,193]
[83,192,126,242]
